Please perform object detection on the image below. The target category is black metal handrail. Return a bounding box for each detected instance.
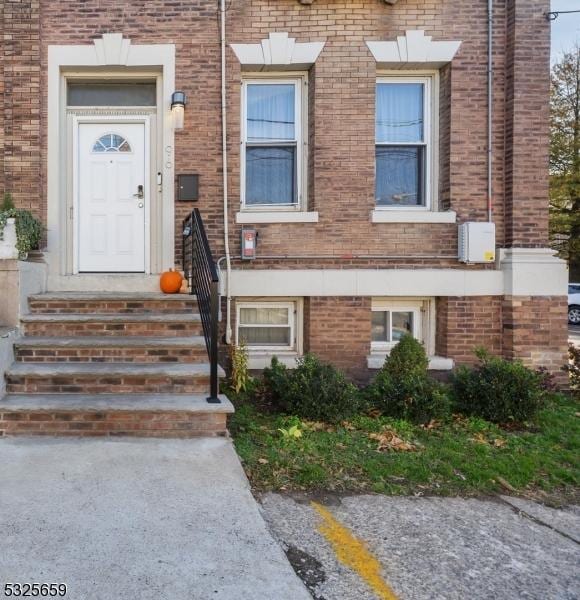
[182,209,220,403]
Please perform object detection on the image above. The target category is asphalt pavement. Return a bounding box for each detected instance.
[260,493,580,600]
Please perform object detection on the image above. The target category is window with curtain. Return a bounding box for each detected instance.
[242,80,301,207]
[375,79,430,207]
[237,303,295,350]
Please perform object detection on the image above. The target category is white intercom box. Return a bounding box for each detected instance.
[458,222,496,263]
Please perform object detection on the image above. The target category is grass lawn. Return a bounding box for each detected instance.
[230,394,580,503]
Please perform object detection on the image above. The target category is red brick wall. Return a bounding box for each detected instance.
[504,0,551,248]
[3,0,509,266]
[305,296,371,382]
[0,0,550,258]
[502,296,568,378]
[0,0,42,216]
[436,296,503,364]
[0,0,566,382]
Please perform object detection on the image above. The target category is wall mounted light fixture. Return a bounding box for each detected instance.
[171,91,187,129]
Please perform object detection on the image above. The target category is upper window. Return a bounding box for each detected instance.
[236,302,295,351]
[241,79,303,208]
[375,77,431,208]
[92,134,131,153]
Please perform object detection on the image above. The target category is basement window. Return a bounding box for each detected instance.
[236,300,304,368]
[237,302,296,351]
[371,300,422,353]
[368,298,453,370]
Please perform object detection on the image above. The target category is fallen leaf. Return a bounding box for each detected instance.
[493,438,506,448]
[303,421,334,432]
[341,421,355,431]
[469,432,489,445]
[420,419,441,430]
[497,476,516,492]
[257,458,269,465]
[369,429,416,452]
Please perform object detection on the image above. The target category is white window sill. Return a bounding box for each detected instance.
[371,210,457,224]
[367,354,454,370]
[236,212,319,224]
[247,353,299,370]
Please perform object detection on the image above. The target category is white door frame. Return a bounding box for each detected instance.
[47,35,176,287]
[72,116,151,274]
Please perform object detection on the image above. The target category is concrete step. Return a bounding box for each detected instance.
[28,292,197,314]
[21,313,202,337]
[0,393,233,437]
[5,362,222,394]
[14,336,208,363]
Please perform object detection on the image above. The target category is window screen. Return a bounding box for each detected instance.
[67,82,157,106]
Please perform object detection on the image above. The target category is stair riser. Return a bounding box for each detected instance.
[6,375,210,394]
[23,321,203,337]
[28,299,197,314]
[15,346,207,363]
[0,411,227,438]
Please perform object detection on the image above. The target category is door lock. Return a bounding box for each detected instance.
[133,184,144,200]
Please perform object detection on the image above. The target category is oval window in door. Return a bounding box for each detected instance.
[91,133,132,153]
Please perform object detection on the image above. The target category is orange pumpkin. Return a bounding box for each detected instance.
[160,268,183,294]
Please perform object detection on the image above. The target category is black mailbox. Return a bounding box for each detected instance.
[177,174,199,202]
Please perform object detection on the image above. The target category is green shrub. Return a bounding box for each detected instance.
[0,193,43,258]
[564,343,580,393]
[452,349,545,423]
[229,341,254,395]
[262,354,361,423]
[365,335,451,424]
[262,356,290,406]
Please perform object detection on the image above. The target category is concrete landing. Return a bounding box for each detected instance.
[0,437,310,600]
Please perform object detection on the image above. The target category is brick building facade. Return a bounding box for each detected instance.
[0,0,568,383]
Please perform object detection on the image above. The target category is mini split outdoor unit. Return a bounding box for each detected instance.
[458,222,496,264]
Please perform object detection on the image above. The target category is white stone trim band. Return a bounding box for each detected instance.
[226,249,567,298]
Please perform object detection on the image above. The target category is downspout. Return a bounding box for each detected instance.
[487,0,494,222]
[220,0,233,343]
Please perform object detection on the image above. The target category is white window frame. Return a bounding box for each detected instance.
[375,73,437,212]
[371,299,422,353]
[236,301,297,352]
[240,75,307,212]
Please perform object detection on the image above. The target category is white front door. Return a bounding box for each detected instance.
[77,122,146,272]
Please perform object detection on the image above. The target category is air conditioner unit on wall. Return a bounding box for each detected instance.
[458,222,496,264]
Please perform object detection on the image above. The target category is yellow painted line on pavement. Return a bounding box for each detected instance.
[312,501,398,600]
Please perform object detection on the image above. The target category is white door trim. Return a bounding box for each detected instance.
[47,35,175,288]
[72,116,151,274]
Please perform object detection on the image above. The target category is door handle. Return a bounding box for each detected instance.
[133,184,144,200]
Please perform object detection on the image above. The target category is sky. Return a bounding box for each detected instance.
[551,0,580,62]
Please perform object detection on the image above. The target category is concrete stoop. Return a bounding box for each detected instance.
[0,292,233,437]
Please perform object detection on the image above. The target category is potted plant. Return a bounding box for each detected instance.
[0,193,43,260]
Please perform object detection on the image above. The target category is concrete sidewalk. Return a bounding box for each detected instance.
[0,437,310,600]
[261,493,580,600]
